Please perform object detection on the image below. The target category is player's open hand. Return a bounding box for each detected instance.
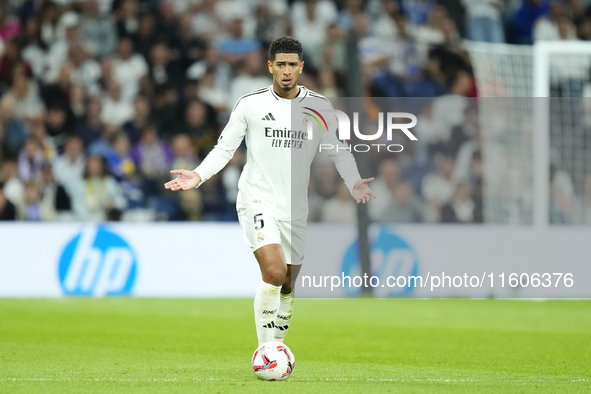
[164,170,202,191]
[352,177,377,204]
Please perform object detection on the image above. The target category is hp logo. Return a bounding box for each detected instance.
[341,227,419,297]
[58,226,138,296]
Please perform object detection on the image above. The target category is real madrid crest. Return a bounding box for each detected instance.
[257,232,265,242]
[303,114,312,127]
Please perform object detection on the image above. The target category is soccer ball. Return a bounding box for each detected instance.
[252,341,295,381]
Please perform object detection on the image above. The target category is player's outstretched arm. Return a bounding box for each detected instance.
[352,177,377,204]
[164,170,202,191]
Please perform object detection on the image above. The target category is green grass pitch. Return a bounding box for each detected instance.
[0,298,589,393]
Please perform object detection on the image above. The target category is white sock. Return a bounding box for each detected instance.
[274,292,295,343]
[254,281,281,345]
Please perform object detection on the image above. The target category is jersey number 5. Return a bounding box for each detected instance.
[254,213,264,230]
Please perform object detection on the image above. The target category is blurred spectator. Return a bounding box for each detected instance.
[123,95,153,143]
[337,0,364,32]
[154,0,178,43]
[0,159,23,205]
[77,95,104,147]
[534,1,568,41]
[183,100,218,158]
[431,71,471,141]
[195,67,229,113]
[17,180,55,220]
[191,0,221,41]
[0,39,31,89]
[449,105,478,158]
[292,0,338,63]
[385,14,424,80]
[321,182,356,223]
[31,121,57,161]
[38,1,61,49]
[45,102,77,149]
[171,133,199,170]
[413,102,445,161]
[319,24,347,72]
[369,159,403,221]
[255,1,288,47]
[20,16,50,81]
[133,13,157,59]
[0,181,17,220]
[111,37,148,102]
[53,136,86,193]
[168,133,201,222]
[39,161,72,215]
[422,155,458,221]
[45,11,82,84]
[199,173,227,220]
[512,0,549,44]
[441,182,475,223]
[106,132,136,181]
[152,83,183,139]
[130,125,173,180]
[101,80,134,126]
[316,68,341,97]
[95,0,116,15]
[115,0,139,38]
[414,5,447,46]
[7,73,45,122]
[374,0,402,40]
[72,154,127,220]
[169,14,206,74]
[148,42,183,89]
[439,0,466,37]
[218,15,261,69]
[0,95,29,157]
[228,51,272,108]
[80,0,117,58]
[401,0,434,26]
[0,4,21,43]
[312,161,339,200]
[17,137,44,182]
[463,0,505,43]
[69,85,88,121]
[67,43,102,94]
[379,181,424,223]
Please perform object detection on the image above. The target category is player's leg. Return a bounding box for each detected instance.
[274,219,306,343]
[237,205,285,345]
[274,263,300,343]
[253,244,287,345]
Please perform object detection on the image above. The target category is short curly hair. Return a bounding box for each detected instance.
[268,36,303,61]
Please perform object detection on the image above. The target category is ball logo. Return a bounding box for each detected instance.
[341,227,419,297]
[58,226,138,297]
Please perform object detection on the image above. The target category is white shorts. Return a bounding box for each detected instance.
[237,202,306,266]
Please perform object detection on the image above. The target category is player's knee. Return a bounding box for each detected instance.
[263,265,287,287]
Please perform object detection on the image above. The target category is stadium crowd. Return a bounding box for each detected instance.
[0,0,589,224]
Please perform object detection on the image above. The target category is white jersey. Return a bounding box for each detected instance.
[193,85,361,221]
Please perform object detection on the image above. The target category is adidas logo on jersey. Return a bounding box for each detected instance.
[262,112,275,121]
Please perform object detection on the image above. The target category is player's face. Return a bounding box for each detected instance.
[268,53,304,92]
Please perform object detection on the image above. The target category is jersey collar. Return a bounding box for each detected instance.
[269,85,309,102]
